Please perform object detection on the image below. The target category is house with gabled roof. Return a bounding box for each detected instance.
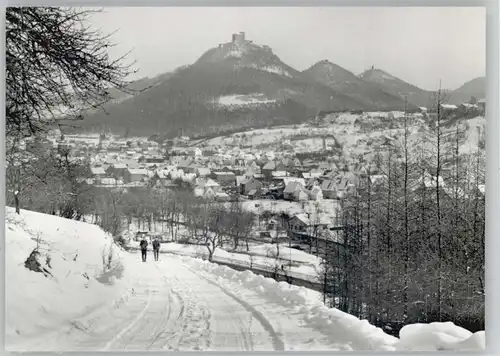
[195,178,221,192]
[305,178,321,190]
[281,177,306,187]
[283,181,306,201]
[236,175,248,188]
[183,162,202,174]
[240,177,263,196]
[308,186,323,201]
[195,167,211,177]
[318,162,335,172]
[262,161,276,178]
[215,191,231,202]
[99,177,117,186]
[90,166,106,179]
[302,168,323,179]
[124,167,148,183]
[211,171,236,185]
[271,171,289,179]
[177,158,194,171]
[294,189,309,201]
[321,179,337,199]
[478,98,486,112]
[194,186,216,200]
[106,163,128,180]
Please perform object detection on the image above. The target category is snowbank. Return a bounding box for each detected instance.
[5,207,136,350]
[158,242,320,280]
[181,256,485,351]
[396,322,485,351]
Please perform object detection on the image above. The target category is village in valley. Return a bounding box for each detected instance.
[16,96,486,288]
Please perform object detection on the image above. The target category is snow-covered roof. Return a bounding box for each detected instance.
[91,167,106,175]
[284,181,305,194]
[271,171,288,177]
[282,177,306,187]
[262,161,276,170]
[128,168,148,175]
[213,171,235,176]
[196,178,220,188]
[100,178,116,185]
[236,176,248,186]
[196,167,212,175]
[293,213,311,225]
[461,103,479,109]
[206,178,220,187]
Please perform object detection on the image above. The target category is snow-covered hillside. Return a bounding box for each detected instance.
[199,114,485,160]
[5,207,137,350]
[5,208,485,351]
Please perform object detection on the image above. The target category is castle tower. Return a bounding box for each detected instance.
[232,31,246,44]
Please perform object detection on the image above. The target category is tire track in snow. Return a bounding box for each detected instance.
[101,286,154,351]
[185,264,285,351]
[151,262,211,351]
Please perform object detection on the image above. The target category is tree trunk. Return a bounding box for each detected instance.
[435,86,443,322]
[14,191,20,214]
[403,98,410,322]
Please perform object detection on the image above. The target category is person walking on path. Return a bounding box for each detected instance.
[140,237,148,262]
[152,237,160,261]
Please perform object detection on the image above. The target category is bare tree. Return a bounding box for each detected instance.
[227,202,255,251]
[5,7,137,216]
[192,200,227,262]
[5,7,136,138]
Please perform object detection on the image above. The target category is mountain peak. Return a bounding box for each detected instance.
[195,32,297,78]
[303,60,360,85]
[302,61,412,110]
[360,67,399,82]
[359,67,432,107]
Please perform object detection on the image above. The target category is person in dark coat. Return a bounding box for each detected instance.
[152,237,160,261]
[140,237,148,262]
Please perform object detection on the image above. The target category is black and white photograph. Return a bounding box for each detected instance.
[5,6,487,352]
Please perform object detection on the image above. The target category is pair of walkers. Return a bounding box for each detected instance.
[140,237,160,262]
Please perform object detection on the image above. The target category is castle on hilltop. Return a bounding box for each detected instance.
[231,31,252,45]
[217,32,271,51]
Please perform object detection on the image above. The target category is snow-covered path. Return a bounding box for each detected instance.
[24,254,332,351]
[6,208,485,352]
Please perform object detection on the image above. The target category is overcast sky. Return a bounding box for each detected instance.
[89,7,485,91]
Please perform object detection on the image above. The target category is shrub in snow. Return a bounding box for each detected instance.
[24,249,52,278]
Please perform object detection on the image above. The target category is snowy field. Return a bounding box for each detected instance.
[240,199,340,222]
[6,207,485,351]
[216,93,277,107]
[198,115,485,160]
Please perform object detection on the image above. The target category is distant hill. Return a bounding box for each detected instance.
[446,77,485,105]
[74,34,424,138]
[359,67,435,108]
[302,60,412,110]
